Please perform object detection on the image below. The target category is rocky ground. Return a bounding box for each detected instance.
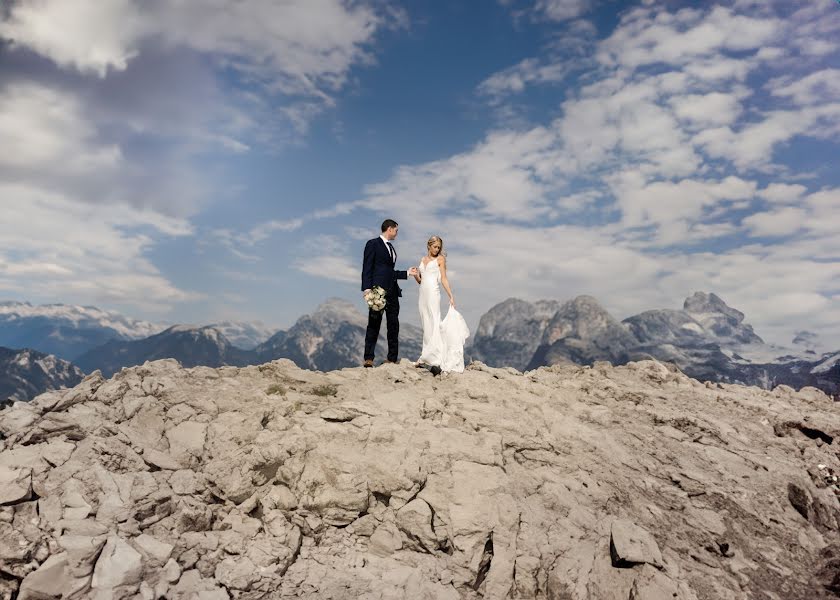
[0,358,838,599]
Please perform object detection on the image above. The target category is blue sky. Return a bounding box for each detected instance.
[1,0,839,350]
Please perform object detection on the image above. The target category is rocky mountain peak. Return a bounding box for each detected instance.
[474,298,561,338]
[310,298,368,328]
[0,346,83,403]
[683,292,762,344]
[471,298,562,371]
[684,291,742,320]
[542,295,631,345]
[0,359,836,598]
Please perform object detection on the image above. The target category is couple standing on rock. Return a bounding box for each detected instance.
[361,219,469,373]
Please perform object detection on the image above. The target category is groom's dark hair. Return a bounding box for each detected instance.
[381,219,398,232]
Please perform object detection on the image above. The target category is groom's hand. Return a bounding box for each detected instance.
[408,267,418,276]
[363,289,371,296]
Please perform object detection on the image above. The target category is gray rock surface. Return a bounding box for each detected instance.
[471,298,562,371]
[0,357,837,598]
[528,295,639,369]
[610,520,663,568]
[682,292,763,344]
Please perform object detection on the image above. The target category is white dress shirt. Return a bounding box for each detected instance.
[380,235,395,263]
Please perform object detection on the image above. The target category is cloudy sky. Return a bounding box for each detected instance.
[1,0,839,349]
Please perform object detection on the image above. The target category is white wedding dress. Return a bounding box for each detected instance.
[417,258,470,373]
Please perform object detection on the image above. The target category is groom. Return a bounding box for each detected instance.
[361,219,418,367]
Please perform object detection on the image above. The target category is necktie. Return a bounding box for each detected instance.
[387,242,396,263]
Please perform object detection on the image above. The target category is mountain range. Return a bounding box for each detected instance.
[74,299,423,377]
[0,301,276,360]
[2,293,838,398]
[472,292,840,394]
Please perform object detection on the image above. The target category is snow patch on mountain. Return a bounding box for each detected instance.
[0,301,162,339]
[813,353,840,374]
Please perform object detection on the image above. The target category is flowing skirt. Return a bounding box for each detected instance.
[418,283,470,373]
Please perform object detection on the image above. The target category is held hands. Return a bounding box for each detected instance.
[408,267,418,276]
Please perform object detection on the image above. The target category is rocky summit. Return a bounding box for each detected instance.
[0,358,838,599]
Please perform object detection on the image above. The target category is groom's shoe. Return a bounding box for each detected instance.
[386,359,398,364]
[363,359,374,368]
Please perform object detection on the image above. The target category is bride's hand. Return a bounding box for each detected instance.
[449,297,456,308]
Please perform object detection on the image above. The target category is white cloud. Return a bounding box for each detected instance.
[694,103,840,169]
[0,0,144,77]
[478,57,575,99]
[1,0,399,135]
[759,183,807,204]
[0,83,121,172]
[670,92,744,127]
[536,0,593,22]
[742,206,808,237]
[1,0,388,92]
[0,183,196,310]
[598,5,779,70]
[607,173,757,244]
[771,69,840,107]
[294,255,359,284]
[360,127,560,223]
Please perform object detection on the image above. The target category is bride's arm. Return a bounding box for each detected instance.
[438,257,455,307]
[413,259,422,284]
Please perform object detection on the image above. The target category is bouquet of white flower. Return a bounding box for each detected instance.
[364,286,387,311]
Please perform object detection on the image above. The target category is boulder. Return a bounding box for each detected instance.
[17,553,69,600]
[91,536,143,590]
[0,466,32,505]
[610,520,663,568]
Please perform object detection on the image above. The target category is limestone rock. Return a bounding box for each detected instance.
[0,357,837,598]
[610,520,663,568]
[134,533,174,564]
[17,553,69,600]
[369,523,403,557]
[396,498,438,552]
[0,466,32,505]
[629,564,681,600]
[91,536,143,590]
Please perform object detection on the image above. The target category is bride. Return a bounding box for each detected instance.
[413,236,470,373]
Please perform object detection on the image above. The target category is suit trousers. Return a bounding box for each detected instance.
[364,291,400,362]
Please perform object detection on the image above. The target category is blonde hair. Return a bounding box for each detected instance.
[427,235,446,257]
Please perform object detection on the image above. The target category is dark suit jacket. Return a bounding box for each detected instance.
[361,237,408,297]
